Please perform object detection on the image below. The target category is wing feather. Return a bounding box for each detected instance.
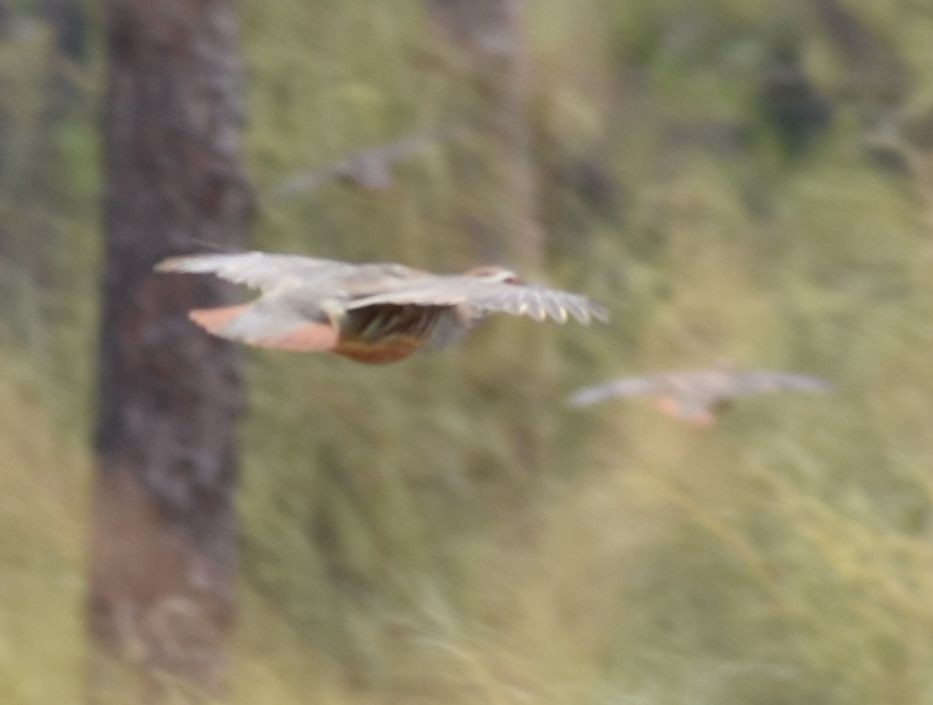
[542,293,568,323]
[155,251,354,292]
[567,377,663,407]
[732,371,832,397]
[345,275,608,324]
[345,280,468,308]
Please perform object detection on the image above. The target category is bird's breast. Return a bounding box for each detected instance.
[333,305,452,364]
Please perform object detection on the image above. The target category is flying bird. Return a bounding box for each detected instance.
[568,367,831,426]
[269,131,452,199]
[156,251,608,364]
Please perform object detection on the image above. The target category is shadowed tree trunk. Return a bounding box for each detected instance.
[89,0,251,702]
[427,0,542,268]
[427,0,546,478]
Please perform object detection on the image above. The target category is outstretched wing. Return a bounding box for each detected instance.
[730,371,832,398]
[270,130,451,198]
[155,251,355,293]
[465,281,610,324]
[567,376,663,407]
[345,275,609,324]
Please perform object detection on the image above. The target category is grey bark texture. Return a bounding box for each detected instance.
[89,0,251,701]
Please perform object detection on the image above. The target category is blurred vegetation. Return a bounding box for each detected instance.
[4,0,933,702]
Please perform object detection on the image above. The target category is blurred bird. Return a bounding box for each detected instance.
[156,251,608,364]
[568,367,831,426]
[269,131,451,199]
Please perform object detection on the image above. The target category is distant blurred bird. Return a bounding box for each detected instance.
[157,251,608,364]
[269,131,451,199]
[568,367,831,426]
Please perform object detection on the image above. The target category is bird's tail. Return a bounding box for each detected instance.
[188,304,339,352]
[189,305,251,336]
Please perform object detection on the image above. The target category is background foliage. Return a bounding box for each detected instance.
[3,0,933,702]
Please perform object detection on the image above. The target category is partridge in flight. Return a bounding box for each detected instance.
[568,367,831,426]
[270,132,449,199]
[156,251,608,364]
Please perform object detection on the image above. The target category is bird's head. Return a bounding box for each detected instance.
[463,265,522,284]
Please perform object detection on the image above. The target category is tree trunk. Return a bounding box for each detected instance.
[89,0,250,702]
[427,0,546,477]
[428,0,542,268]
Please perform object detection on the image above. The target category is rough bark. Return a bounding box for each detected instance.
[89,0,250,701]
